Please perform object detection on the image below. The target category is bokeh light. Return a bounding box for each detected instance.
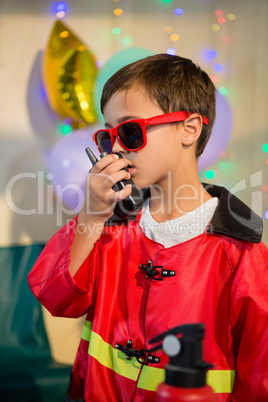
[264,210,268,220]
[215,9,224,17]
[122,37,132,45]
[204,49,217,62]
[262,144,268,152]
[96,59,103,69]
[219,87,228,95]
[56,11,65,18]
[222,36,231,44]
[205,170,215,180]
[218,17,226,24]
[170,34,179,42]
[227,13,236,21]
[61,124,72,135]
[213,63,223,73]
[219,161,228,171]
[262,184,268,193]
[174,8,184,16]
[59,30,68,38]
[161,0,173,3]
[54,1,67,18]
[164,26,173,33]
[112,27,121,35]
[114,8,123,16]
[212,24,220,32]
[167,48,176,55]
[210,75,219,83]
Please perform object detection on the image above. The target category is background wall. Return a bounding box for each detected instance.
[1,0,268,365]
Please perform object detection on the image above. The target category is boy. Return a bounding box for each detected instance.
[28,54,268,401]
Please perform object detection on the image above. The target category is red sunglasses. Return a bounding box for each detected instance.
[92,111,209,154]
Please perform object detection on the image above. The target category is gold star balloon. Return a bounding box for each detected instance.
[42,20,98,128]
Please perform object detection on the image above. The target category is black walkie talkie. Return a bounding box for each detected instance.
[85,147,144,219]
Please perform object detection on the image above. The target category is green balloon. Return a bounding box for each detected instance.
[94,47,154,123]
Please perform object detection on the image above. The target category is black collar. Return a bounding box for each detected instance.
[107,184,263,244]
[203,183,263,243]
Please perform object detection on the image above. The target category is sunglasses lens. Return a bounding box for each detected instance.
[118,122,144,150]
[96,131,113,154]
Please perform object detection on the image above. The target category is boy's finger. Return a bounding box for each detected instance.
[102,170,131,189]
[90,154,119,173]
[108,184,132,204]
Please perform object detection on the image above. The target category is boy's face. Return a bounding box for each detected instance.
[102,86,192,190]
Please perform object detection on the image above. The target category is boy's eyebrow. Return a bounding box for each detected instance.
[104,115,141,128]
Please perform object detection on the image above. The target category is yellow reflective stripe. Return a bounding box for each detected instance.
[207,369,235,393]
[81,321,235,394]
[82,320,141,381]
[137,365,164,391]
[81,320,92,340]
[138,367,235,393]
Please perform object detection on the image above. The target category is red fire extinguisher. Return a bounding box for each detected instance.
[149,323,216,402]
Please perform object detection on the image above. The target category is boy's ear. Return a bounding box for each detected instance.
[181,113,203,146]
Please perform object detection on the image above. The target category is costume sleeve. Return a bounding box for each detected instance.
[230,241,268,401]
[27,217,100,318]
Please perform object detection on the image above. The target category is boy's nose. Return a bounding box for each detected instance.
[112,138,126,154]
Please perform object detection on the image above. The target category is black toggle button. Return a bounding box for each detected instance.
[140,260,176,281]
[115,340,160,365]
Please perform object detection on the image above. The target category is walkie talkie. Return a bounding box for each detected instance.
[85,147,144,219]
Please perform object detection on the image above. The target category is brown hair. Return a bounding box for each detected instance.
[101,54,216,157]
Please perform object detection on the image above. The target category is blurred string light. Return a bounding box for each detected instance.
[59,30,68,38]
[212,10,236,32]
[61,124,72,135]
[167,48,176,55]
[57,122,72,136]
[262,144,268,152]
[218,17,226,24]
[266,158,268,166]
[170,34,179,42]
[174,8,183,16]
[112,27,121,35]
[215,9,224,17]
[53,2,67,19]
[219,87,228,95]
[222,36,231,43]
[264,210,268,220]
[205,170,215,179]
[95,59,103,69]
[114,8,123,16]
[213,63,223,73]
[262,184,268,193]
[227,13,236,21]
[212,24,220,31]
[219,161,228,171]
[161,0,173,3]
[204,49,217,62]
[122,37,132,45]
[210,75,219,83]
[164,26,173,33]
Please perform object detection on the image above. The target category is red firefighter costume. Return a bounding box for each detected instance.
[28,184,268,402]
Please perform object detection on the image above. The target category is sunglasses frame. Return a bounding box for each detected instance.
[92,111,209,153]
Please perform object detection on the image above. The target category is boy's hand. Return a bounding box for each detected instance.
[79,153,132,224]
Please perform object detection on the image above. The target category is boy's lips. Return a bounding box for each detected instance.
[127,164,135,174]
